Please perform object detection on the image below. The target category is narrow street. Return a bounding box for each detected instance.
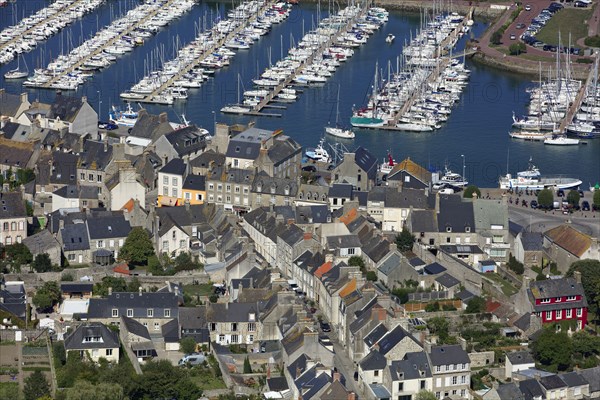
[331,337,362,398]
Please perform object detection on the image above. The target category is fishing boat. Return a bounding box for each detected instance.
[325,85,355,139]
[109,103,138,127]
[385,33,395,43]
[543,135,580,146]
[305,138,331,163]
[437,167,468,187]
[499,158,582,190]
[380,152,395,175]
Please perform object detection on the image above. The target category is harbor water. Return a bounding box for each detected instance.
[1,1,598,188]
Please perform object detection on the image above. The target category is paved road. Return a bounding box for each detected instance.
[331,338,362,398]
[509,203,600,237]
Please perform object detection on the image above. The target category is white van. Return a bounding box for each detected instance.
[178,353,206,366]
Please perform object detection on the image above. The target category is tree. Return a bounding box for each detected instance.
[466,296,486,313]
[395,228,415,253]
[33,281,62,312]
[243,356,253,374]
[490,30,502,45]
[127,277,141,293]
[572,331,600,358]
[366,271,377,281]
[94,276,127,296]
[463,185,481,199]
[174,253,203,272]
[594,189,600,210]
[509,42,526,55]
[348,256,365,269]
[23,370,50,400]
[15,168,35,186]
[415,391,437,400]
[179,336,197,355]
[32,253,53,273]
[119,227,155,265]
[65,380,124,400]
[131,359,200,400]
[507,253,524,275]
[538,188,554,209]
[5,243,33,268]
[533,328,573,371]
[567,190,580,207]
[566,259,600,318]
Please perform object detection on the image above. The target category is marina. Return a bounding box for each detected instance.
[0,2,598,188]
[27,0,196,90]
[123,0,292,105]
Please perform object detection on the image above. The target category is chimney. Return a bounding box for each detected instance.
[0,297,3,304]
[501,193,507,205]
[104,139,108,152]
[435,192,440,214]
[459,337,467,351]
[347,393,356,400]
[303,232,312,241]
[333,372,341,382]
[325,253,334,264]
[20,92,28,104]
[159,112,168,124]
[574,271,582,284]
[185,199,190,211]
[82,96,87,103]
[472,192,478,200]
[139,286,143,296]
[108,287,113,295]
[59,219,64,230]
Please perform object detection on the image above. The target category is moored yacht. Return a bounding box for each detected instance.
[499,158,582,190]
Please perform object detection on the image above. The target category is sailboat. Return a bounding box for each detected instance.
[351,62,386,128]
[221,74,251,114]
[385,34,395,44]
[325,85,355,139]
[4,54,29,79]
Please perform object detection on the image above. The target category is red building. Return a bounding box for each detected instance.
[527,273,588,331]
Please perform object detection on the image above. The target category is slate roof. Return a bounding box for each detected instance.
[279,224,305,246]
[349,297,378,334]
[529,277,585,300]
[164,125,206,157]
[408,257,426,267]
[354,146,378,180]
[182,174,205,191]
[560,371,588,388]
[0,137,33,168]
[156,203,220,237]
[544,225,592,257]
[368,384,391,399]
[428,345,469,366]
[48,93,84,122]
[0,121,28,140]
[0,282,26,319]
[378,325,420,356]
[87,215,131,239]
[435,273,460,288]
[437,195,475,233]
[0,90,24,117]
[378,253,401,276]
[579,367,600,393]
[189,149,226,169]
[496,383,525,400]
[206,301,267,323]
[64,323,119,350]
[61,283,93,293]
[424,262,446,275]
[359,350,386,371]
[267,376,289,392]
[506,351,535,365]
[540,375,567,390]
[78,140,112,171]
[129,110,174,139]
[388,158,432,184]
[60,223,90,251]
[0,192,27,219]
[513,313,534,332]
[225,127,271,160]
[320,380,351,400]
[265,135,301,165]
[364,324,388,348]
[326,235,361,249]
[389,351,432,381]
[162,318,180,343]
[121,316,151,340]
[178,306,207,330]
[159,158,187,175]
[36,151,79,186]
[329,183,353,198]
[519,379,545,400]
[520,232,543,251]
[23,230,61,255]
[410,210,437,233]
[473,198,508,231]
[252,174,298,197]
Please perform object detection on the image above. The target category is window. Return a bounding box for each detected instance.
[97,240,104,248]
[452,376,457,385]
[18,221,24,230]
[164,309,171,318]
[211,323,216,331]
[208,183,214,190]
[436,366,441,373]
[231,323,238,331]
[460,390,466,398]
[127,309,133,317]
[162,240,169,250]
[248,323,256,332]
[154,322,160,331]
[217,184,222,191]
[163,176,169,184]
[109,240,114,248]
[541,298,550,304]
[461,375,466,384]
[97,174,102,182]
[545,311,552,320]
[566,309,572,318]
[106,349,113,356]
[445,365,450,371]
[185,192,191,200]
[566,295,576,301]
[226,185,231,192]
[172,177,178,186]
[374,370,379,377]
[347,248,355,255]
[16,235,21,243]
[461,363,466,370]
[163,186,168,196]
[179,240,186,248]
[577,308,583,317]
[88,173,94,182]
[555,297,562,302]
[112,309,118,317]
[235,186,240,193]
[68,254,75,261]
[172,188,177,197]
[147,309,153,317]
[2,222,7,230]
[357,174,361,182]
[219,334,225,343]
[556,309,562,319]
[420,380,426,390]
[196,193,202,201]
[80,172,85,180]
[5,237,11,245]
[231,334,239,344]
[248,334,254,343]
[398,382,404,391]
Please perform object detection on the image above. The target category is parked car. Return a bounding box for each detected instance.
[510,34,516,40]
[516,23,526,29]
[530,200,538,209]
[557,189,565,197]
[302,165,316,172]
[178,354,206,366]
[574,1,589,8]
[582,200,590,211]
[525,4,532,11]
[320,322,331,332]
[98,121,118,130]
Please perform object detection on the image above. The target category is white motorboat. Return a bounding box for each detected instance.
[305,138,331,163]
[220,105,250,114]
[385,33,395,43]
[437,167,468,187]
[499,158,582,190]
[109,103,139,127]
[543,135,580,146]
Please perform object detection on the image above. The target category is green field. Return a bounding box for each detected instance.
[535,8,593,46]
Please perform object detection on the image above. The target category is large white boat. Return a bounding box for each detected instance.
[543,135,580,146]
[436,167,468,188]
[499,158,582,190]
[305,138,331,163]
[109,103,138,127]
[509,130,549,141]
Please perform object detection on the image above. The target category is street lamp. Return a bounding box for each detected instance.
[97,90,102,120]
[461,154,466,183]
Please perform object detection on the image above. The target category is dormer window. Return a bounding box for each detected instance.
[257,183,262,192]
[284,185,290,196]
[541,298,550,304]
[465,226,471,233]
[446,226,452,233]
[248,313,256,322]
[270,183,276,194]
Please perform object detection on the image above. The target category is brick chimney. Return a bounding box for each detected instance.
[347,393,356,400]
[332,372,341,382]
[159,112,168,123]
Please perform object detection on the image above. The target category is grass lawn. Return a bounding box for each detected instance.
[0,382,20,400]
[183,283,214,297]
[535,8,593,46]
[188,368,227,390]
[484,273,519,296]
